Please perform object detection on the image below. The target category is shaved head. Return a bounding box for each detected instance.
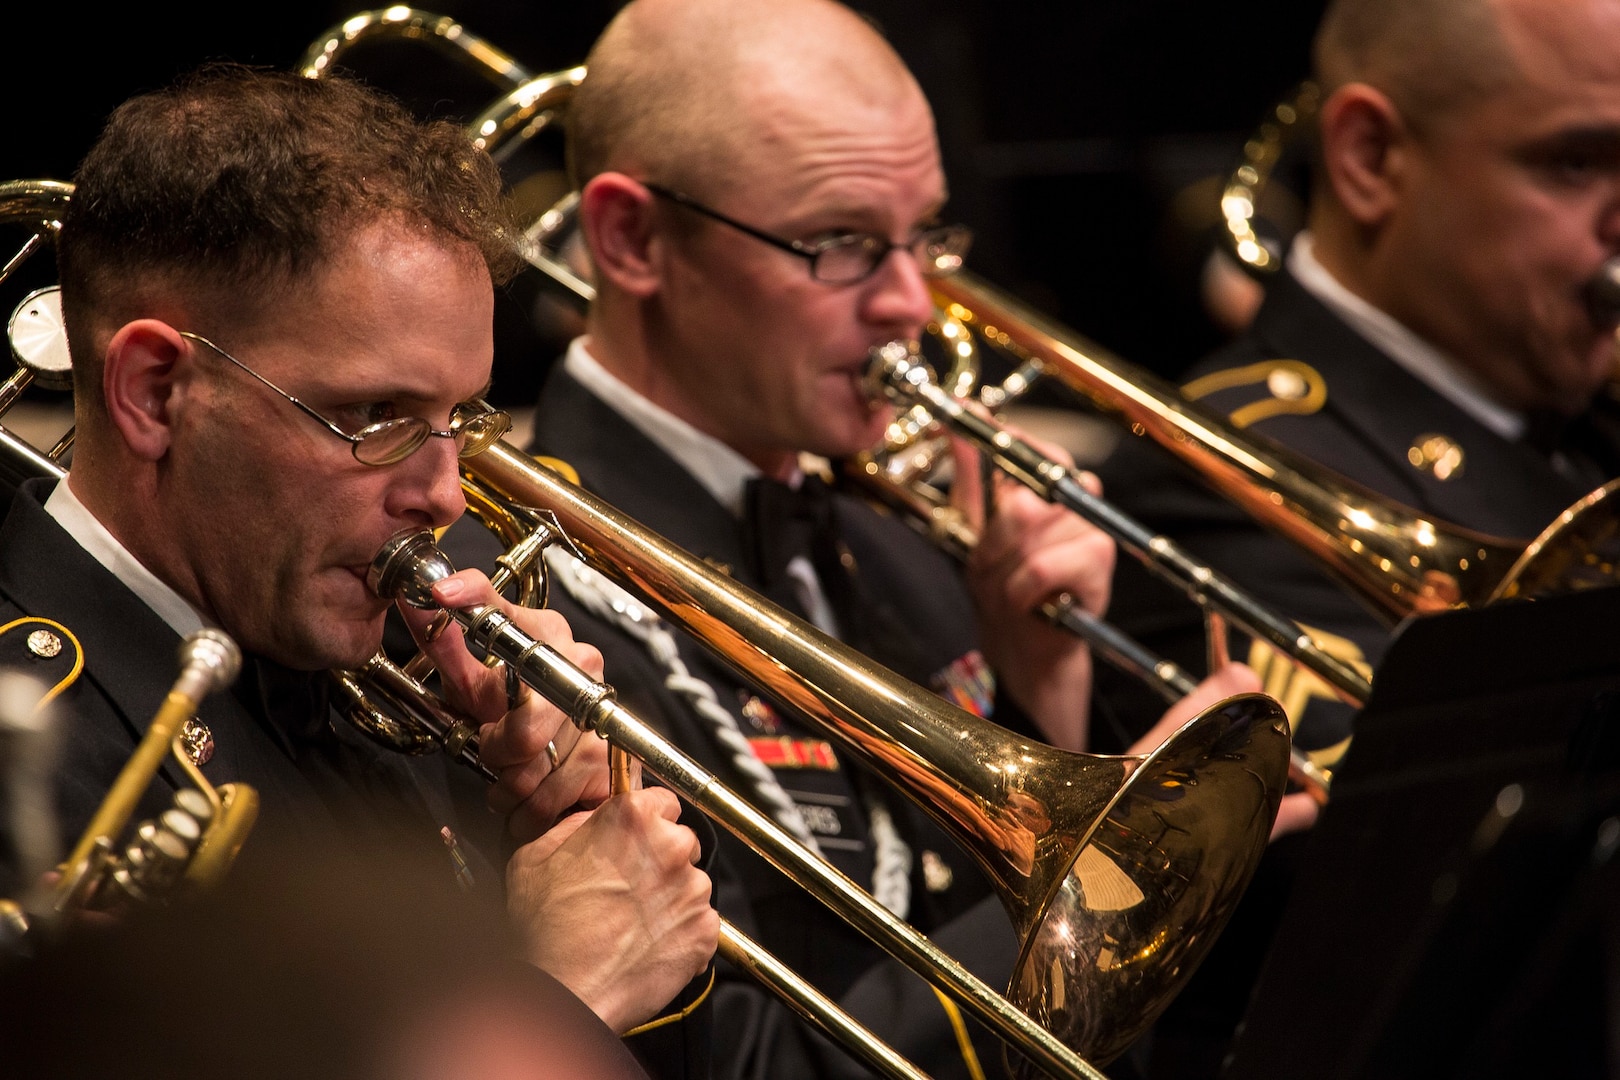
[1313,0,1514,132]
[568,0,927,197]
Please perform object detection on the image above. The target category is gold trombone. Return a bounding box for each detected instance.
[841,415,1335,804]
[402,444,1292,1074]
[925,271,1620,622]
[0,170,1290,1076]
[299,20,1298,1070]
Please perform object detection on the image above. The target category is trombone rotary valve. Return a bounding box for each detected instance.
[367,529,619,733]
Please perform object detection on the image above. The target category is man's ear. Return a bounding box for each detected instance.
[1317,82,1411,228]
[103,320,188,461]
[578,172,664,299]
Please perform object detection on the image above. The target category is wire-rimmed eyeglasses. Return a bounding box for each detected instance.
[179,331,510,467]
[643,183,972,285]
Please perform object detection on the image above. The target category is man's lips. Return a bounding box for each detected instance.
[344,562,392,607]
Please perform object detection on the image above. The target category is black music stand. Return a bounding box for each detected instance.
[1220,584,1620,1080]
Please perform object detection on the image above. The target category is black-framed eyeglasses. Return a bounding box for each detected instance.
[179,331,511,467]
[643,182,972,285]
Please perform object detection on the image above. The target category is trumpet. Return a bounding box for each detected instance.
[5,630,255,943]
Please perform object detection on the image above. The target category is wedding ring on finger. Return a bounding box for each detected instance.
[546,740,561,770]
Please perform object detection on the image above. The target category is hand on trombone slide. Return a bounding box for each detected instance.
[395,567,718,1033]
[398,569,626,841]
[947,430,1320,843]
[1124,638,1321,843]
[947,427,1116,754]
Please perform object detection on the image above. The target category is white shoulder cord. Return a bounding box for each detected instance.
[543,547,912,918]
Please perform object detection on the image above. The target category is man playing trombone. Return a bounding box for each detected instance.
[455,1,1295,1075]
[1097,0,1620,1075]
[0,61,717,1075]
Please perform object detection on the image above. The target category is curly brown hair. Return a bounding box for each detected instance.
[57,61,525,403]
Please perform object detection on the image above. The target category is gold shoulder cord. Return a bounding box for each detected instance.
[1182,359,1327,429]
[0,616,87,709]
[620,967,717,1037]
[930,986,989,1080]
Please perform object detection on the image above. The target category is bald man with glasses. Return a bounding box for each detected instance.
[435,1,1267,1076]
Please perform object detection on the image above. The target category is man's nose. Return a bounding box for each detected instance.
[389,434,468,529]
[861,246,937,334]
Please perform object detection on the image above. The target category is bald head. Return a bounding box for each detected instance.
[568,0,929,196]
[1313,0,1514,132]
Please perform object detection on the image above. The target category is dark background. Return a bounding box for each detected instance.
[2,1,1328,407]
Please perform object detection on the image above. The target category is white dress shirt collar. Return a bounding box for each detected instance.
[561,339,839,633]
[43,477,210,640]
[564,337,800,512]
[1288,231,1525,440]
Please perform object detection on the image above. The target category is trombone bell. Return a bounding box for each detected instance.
[458,440,1293,1066]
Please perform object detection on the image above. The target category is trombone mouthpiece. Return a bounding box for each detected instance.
[1586,256,1620,325]
[368,529,456,609]
[177,629,243,693]
[865,339,928,404]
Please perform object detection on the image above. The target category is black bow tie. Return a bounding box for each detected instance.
[739,473,927,678]
[741,474,840,595]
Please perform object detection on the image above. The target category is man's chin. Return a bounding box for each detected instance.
[819,408,896,460]
[285,617,388,673]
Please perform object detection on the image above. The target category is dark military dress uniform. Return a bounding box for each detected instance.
[1092,266,1620,1080]
[0,478,712,1080]
[1097,268,1620,757]
[439,362,1031,1079]
[0,479,489,902]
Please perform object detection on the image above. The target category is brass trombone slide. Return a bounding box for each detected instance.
[456,440,1291,1070]
[369,523,1285,1079]
[844,445,1201,701]
[840,447,1334,803]
[867,338,1374,712]
[928,271,1620,622]
[369,530,1057,1080]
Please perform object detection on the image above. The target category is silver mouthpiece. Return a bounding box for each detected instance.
[177,628,242,694]
[368,530,456,609]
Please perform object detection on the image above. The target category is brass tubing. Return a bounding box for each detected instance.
[454,441,1290,1067]
[717,924,931,1080]
[370,530,1113,1080]
[53,630,243,909]
[930,271,1620,618]
[298,7,535,87]
[843,449,1334,803]
[868,340,1373,711]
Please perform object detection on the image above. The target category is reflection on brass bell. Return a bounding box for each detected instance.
[1408,433,1464,480]
[921,849,954,893]
[180,718,215,766]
